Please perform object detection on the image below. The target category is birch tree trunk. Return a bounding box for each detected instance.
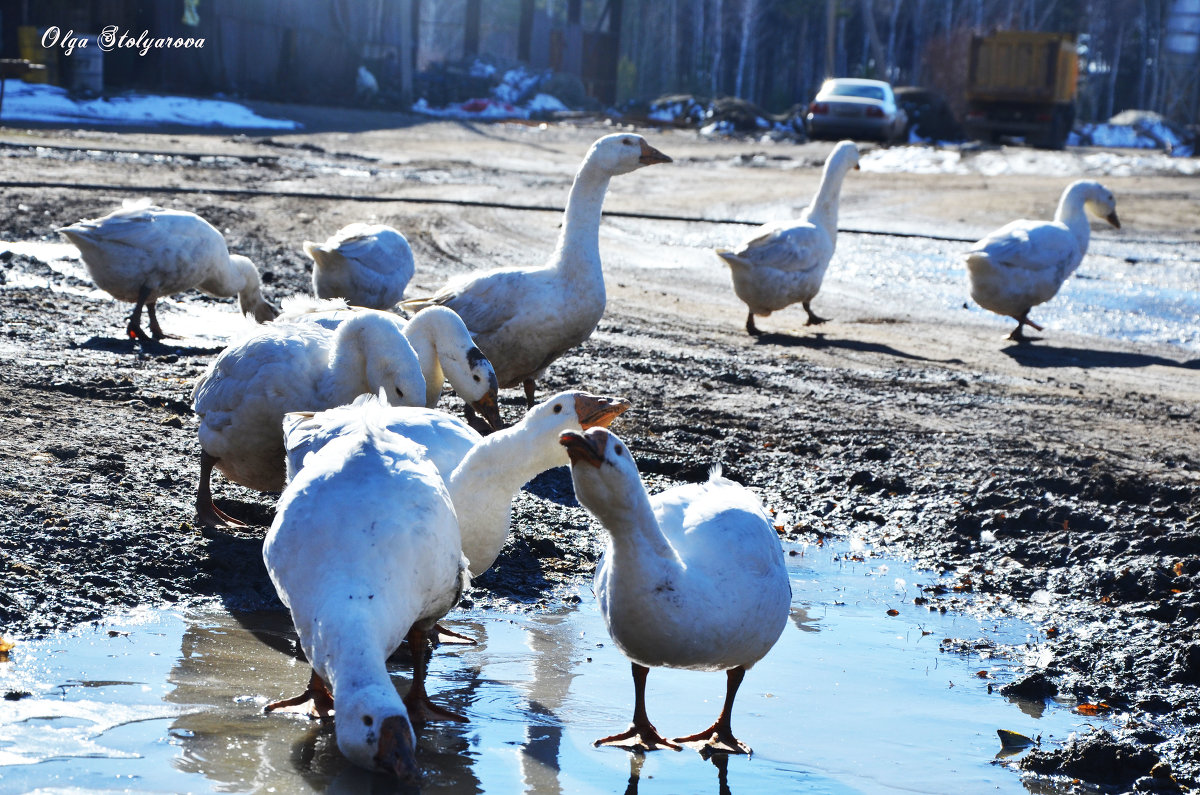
[735,0,758,97]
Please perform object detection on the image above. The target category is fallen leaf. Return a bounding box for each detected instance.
[1075,703,1110,715]
[1174,561,1185,577]
[997,729,1035,749]
[886,609,899,616]
[976,670,990,678]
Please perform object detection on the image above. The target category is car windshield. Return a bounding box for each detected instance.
[826,83,885,101]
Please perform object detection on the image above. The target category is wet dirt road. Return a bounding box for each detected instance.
[1,112,1198,791]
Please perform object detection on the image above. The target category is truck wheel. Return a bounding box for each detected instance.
[1040,109,1069,150]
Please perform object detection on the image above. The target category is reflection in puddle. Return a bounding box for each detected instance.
[0,544,1098,793]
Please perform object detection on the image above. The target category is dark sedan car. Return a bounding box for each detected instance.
[806,78,908,143]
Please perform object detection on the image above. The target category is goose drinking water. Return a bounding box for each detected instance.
[59,203,277,343]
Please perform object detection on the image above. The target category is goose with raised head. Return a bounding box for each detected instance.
[263,396,468,782]
[276,297,502,432]
[560,427,790,756]
[59,202,278,343]
[304,223,415,310]
[402,133,671,410]
[191,310,426,527]
[716,141,859,334]
[966,180,1120,342]
[284,391,631,578]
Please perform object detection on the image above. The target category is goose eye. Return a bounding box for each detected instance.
[473,374,481,382]
[394,387,404,398]
[553,404,563,414]
[614,444,624,456]
[623,138,635,146]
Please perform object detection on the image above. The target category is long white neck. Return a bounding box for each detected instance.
[805,157,853,232]
[321,320,387,406]
[1054,183,1094,254]
[552,160,611,281]
[306,605,413,769]
[403,312,446,408]
[588,476,681,575]
[447,426,568,576]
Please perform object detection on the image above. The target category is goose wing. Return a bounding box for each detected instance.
[969,220,1080,277]
[723,221,828,274]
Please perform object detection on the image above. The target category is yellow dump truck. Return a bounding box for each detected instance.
[964,31,1078,150]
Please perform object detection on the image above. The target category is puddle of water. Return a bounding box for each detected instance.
[826,234,1200,351]
[0,543,1094,794]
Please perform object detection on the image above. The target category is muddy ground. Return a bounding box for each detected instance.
[1,110,1199,793]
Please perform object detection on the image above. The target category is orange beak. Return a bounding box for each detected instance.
[638,140,673,166]
[573,394,631,429]
[560,428,608,468]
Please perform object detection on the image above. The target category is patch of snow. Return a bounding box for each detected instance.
[0,79,301,130]
[860,144,1200,177]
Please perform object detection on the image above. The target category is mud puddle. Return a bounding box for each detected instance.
[1,541,1100,794]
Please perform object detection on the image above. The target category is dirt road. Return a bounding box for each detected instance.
[1,112,1198,791]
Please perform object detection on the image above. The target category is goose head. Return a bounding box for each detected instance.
[333,312,426,408]
[501,391,631,471]
[584,133,672,177]
[559,426,643,520]
[828,140,861,174]
[334,687,420,784]
[405,306,502,429]
[1081,182,1120,229]
[230,254,279,323]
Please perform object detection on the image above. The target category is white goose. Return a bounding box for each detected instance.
[966,180,1120,341]
[716,140,859,334]
[191,310,425,527]
[560,427,790,756]
[403,133,671,407]
[284,391,630,578]
[263,397,468,782]
[59,202,277,343]
[277,297,502,430]
[304,223,415,310]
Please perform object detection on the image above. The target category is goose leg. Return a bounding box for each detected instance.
[595,663,681,751]
[1006,312,1044,343]
[403,626,468,725]
[802,302,828,326]
[523,379,537,409]
[265,669,334,721]
[126,285,154,343]
[745,311,761,336]
[673,667,752,756]
[461,403,496,436]
[146,300,178,340]
[432,622,477,645]
[196,449,247,528]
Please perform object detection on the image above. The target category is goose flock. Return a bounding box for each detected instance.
[54,131,1122,781]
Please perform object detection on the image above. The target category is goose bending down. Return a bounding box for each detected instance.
[560,427,790,756]
[966,180,1120,342]
[284,391,630,578]
[402,133,671,409]
[263,397,469,782]
[276,297,502,431]
[716,141,859,334]
[304,223,415,310]
[59,202,278,343]
[191,310,426,527]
